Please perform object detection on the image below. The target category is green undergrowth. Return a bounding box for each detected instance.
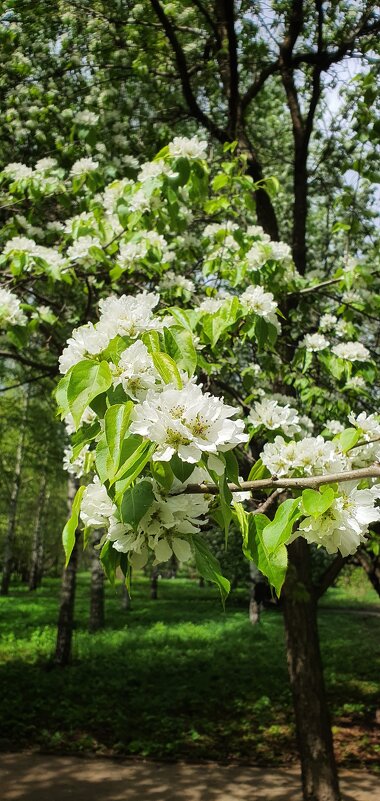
[0,574,379,767]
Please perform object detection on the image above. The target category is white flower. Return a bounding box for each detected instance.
[342,290,362,305]
[203,221,238,238]
[299,415,314,434]
[248,399,301,437]
[168,135,207,160]
[247,225,269,240]
[67,236,102,262]
[97,291,161,340]
[130,381,248,463]
[332,342,370,362]
[122,154,139,168]
[80,476,115,528]
[298,485,380,557]
[64,406,97,435]
[34,157,58,173]
[74,110,99,126]
[348,411,380,442]
[301,333,330,352]
[160,271,195,292]
[0,287,27,326]
[343,255,358,273]
[262,435,348,477]
[112,340,160,400]
[108,481,209,567]
[269,241,292,261]
[63,444,91,478]
[33,246,67,275]
[198,297,225,314]
[325,419,345,435]
[70,157,99,176]
[319,313,337,331]
[346,375,366,390]
[3,162,34,180]
[245,243,268,270]
[240,285,277,320]
[137,161,171,181]
[128,188,151,213]
[3,236,37,255]
[58,322,110,374]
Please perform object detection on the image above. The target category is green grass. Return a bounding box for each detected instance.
[0,573,379,767]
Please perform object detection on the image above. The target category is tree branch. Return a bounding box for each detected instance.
[315,554,347,599]
[149,0,226,141]
[181,464,380,494]
[0,350,57,374]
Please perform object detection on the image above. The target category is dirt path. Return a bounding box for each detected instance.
[0,753,379,801]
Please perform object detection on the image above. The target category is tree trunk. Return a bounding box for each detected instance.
[248,563,264,625]
[89,530,105,632]
[151,567,158,599]
[28,470,48,591]
[53,477,80,666]
[1,390,29,596]
[356,548,380,598]
[282,539,340,801]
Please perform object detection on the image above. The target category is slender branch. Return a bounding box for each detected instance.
[288,277,342,296]
[181,464,380,495]
[149,0,226,141]
[0,350,57,374]
[315,554,347,599]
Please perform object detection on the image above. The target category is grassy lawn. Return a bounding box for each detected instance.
[0,573,379,768]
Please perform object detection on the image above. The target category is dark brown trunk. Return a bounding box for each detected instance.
[89,530,105,632]
[1,391,29,596]
[292,144,308,275]
[356,548,380,598]
[53,478,80,666]
[199,576,205,588]
[28,470,48,591]
[151,568,159,600]
[283,539,340,801]
[249,562,262,625]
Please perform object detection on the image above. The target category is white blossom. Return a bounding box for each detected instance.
[3,236,37,255]
[63,444,91,478]
[80,476,115,528]
[319,313,337,331]
[348,411,380,441]
[74,110,99,126]
[298,485,380,557]
[160,271,195,293]
[130,381,248,463]
[0,287,27,326]
[97,291,161,340]
[3,162,34,180]
[245,243,268,270]
[262,435,348,477]
[112,340,160,400]
[240,285,278,322]
[325,419,345,435]
[198,297,225,314]
[34,157,58,173]
[248,399,301,437]
[137,161,171,182]
[269,241,292,261]
[168,135,207,160]
[332,342,370,362]
[301,333,330,352]
[64,406,97,435]
[70,157,99,176]
[67,236,102,262]
[59,321,110,374]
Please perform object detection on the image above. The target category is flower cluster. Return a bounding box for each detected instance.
[248,398,301,437]
[262,435,348,477]
[0,287,27,327]
[298,485,380,557]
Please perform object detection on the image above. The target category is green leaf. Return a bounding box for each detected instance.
[71,421,101,460]
[55,372,71,419]
[62,485,85,566]
[202,297,240,347]
[233,504,287,596]
[218,475,233,545]
[99,540,120,586]
[335,427,361,453]
[262,498,301,552]
[247,458,271,481]
[114,442,157,499]
[152,351,183,388]
[120,480,155,527]
[301,487,335,519]
[104,402,134,473]
[164,327,197,376]
[170,454,195,483]
[191,533,230,605]
[151,460,174,491]
[67,360,112,429]
[224,450,240,485]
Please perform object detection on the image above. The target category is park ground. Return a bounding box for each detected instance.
[0,573,379,770]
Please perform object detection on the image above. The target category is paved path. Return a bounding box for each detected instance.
[0,753,379,801]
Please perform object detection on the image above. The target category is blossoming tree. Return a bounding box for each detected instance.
[1,137,379,801]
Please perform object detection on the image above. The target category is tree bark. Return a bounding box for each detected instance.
[356,548,380,598]
[249,562,262,625]
[28,470,48,591]
[53,477,80,666]
[283,539,340,801]
[1,390,29,596]
[89,530,105,632]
